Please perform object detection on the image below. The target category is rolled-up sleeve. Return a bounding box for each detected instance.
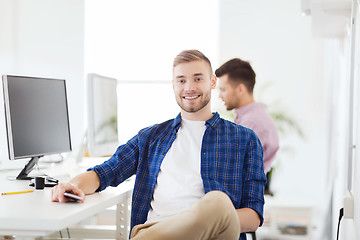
[88,134,139,191]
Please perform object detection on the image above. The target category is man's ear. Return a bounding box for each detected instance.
[235,83,246,94]
[211,74,217,89]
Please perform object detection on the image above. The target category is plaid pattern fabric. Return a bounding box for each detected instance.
[89,112,266,239]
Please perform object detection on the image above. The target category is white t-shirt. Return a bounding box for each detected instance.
[146,118,206,223]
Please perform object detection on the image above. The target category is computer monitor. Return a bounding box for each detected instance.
[86,73,118,157]
[2,75,72,180]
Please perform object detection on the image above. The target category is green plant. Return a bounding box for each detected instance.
[269,110,304,139]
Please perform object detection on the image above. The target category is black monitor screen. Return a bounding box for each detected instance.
[3,75,72,160]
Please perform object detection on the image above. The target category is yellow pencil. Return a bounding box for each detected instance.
[1,190,34,195]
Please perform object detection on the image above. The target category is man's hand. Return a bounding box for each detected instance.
[51,182,85,203]
[51,171,100,203]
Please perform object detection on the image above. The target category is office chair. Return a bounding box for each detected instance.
[247,231,256,240]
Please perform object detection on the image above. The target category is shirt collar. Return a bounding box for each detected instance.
[172,112,220,129]
[205,112,220,128]
[172,113,182,129]
[235,102,266,116]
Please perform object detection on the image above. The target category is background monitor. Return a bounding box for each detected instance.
[2,75,72,179]
[116,80,178,145]
[86,73,119,157]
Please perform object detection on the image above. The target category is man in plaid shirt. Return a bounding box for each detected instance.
[52,49,266,240]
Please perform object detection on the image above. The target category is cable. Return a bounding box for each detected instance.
[35,163,49,177]
[336,208,344,240]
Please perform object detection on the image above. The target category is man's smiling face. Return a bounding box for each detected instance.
[172,60,215,116]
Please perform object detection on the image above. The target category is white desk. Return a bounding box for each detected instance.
[0,158,134,239]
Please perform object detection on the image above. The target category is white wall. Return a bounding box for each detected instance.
[323,38,349,240]
[84,0,219,142]
[338,1,360,239]
[314,1,360,239]
[0,0,85,163]
[85,0,219,82]
[217,0,327,205]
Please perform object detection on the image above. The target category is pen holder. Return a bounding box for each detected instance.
[34,177,45,190]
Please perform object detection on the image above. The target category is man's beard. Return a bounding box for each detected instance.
[176,91,211,113]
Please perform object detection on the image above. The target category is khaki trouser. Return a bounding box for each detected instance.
[130,191,240,240]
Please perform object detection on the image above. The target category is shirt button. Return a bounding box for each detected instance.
[162,152,165,155]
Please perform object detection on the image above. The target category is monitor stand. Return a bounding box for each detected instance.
[16,156,43,180]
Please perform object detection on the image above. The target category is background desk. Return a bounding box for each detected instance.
[0,158,134,239]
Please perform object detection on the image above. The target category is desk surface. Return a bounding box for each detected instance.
[0,158,134,237]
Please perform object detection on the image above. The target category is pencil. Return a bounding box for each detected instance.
[1,190,34,195]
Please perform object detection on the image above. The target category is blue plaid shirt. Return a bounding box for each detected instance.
[89,112,266,240]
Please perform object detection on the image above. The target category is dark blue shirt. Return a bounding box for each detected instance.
[89,112,266,240]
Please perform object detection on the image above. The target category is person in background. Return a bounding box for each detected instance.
[51,50,266,240]
[216,58,279,174]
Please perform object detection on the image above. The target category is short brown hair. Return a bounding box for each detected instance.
[173,49,212,73]
[215,58,256,93]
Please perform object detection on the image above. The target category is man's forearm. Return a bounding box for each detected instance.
[236,208,261,233]
[69,170,101,195]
